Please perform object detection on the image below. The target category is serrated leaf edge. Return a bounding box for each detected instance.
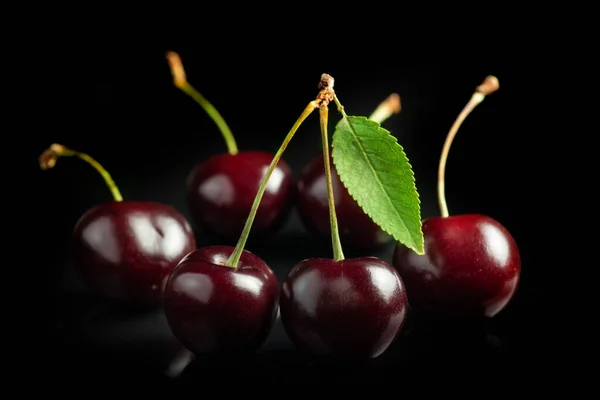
[331,115,424,255]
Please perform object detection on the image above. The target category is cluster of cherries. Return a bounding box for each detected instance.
[40,53,521,360]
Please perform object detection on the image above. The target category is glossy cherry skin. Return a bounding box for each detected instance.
[187,151,294,241]
[280,257,408,359]
[163,245,279,355]
[296,151,392,249]
[393,214,521,320]
[71,201,196,305]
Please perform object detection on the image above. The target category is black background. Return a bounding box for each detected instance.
[29,41,555,387]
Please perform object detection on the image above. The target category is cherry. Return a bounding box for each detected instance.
[393,214,520,319]
[163,245,279,354]
[392,76,521,320]
[296,93,401,249]
[186,151,293,242]
[280,76,408,359]
[280,257,408,359]
[39,144,196,305]
[161,86,319,354]
[166,52,294,241]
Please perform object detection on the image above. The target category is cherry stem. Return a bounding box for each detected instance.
[438,75,500,218]
[319,106,345,261]
[166,51,238,156]
[226,101,319,268]
[39,143,123,202]
[369,93,401,124]
[333,94,347,118]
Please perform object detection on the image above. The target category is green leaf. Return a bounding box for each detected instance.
[331,116,424,254]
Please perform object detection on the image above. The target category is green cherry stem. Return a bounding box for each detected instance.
[317,74,344,260]
[319,105,345,261]
[226,101,319,268]
[437,75,499,218]
[39,143,123,202]
[333,94,347,118]
[368,93,401,124]
[166,51,239,156]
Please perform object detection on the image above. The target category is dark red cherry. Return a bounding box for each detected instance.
[163,245,279,355]
[280,257,408,359]
[393,214,521,320]
[72,201,196,305]
[187,151,294,241]
[296,151,392,249]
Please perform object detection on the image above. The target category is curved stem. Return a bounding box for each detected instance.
[166,52,238,156]
[39,143,123,202]
[438,75,500,218]
[320,107,345,261]
[369,93,401,124]
[226,101,319,268]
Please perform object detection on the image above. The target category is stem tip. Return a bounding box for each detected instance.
[166,51,187,88]
[319,74,334,90]
[317,74,335,107]
[39,143,66,170]
[387,93,402,114]
[476,75,499,96]
[369,93,402,124]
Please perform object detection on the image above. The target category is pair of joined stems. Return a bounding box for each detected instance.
[225,98,343,268]
[226,82,400,268]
